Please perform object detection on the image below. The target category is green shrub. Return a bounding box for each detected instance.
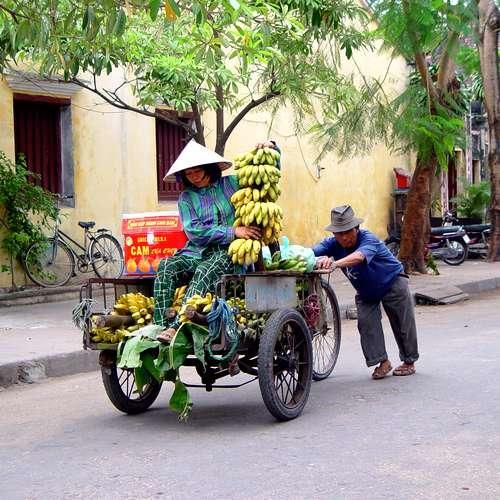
[451,179,491,221]
[0,151,57,285]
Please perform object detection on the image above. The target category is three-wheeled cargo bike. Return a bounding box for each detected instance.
[79,270,341,421]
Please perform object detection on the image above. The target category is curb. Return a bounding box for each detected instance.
[456,277,500,295]
[0,350,99,388]
[0,285,84,307]
[337,276,500,320]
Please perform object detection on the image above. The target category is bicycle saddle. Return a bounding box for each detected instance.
[78,221,96,229]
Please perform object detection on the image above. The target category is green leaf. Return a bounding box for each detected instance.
[82,6,94,31]
[134,367,151,393]
[141,352,162,382]
[149,0,162,21]
[165,0,181,18]
[169,379,193,421]
[114,9,127,37]
[168,326,193,370]
[106,9,117,35]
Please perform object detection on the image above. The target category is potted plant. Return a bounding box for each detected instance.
[450,179,491,224]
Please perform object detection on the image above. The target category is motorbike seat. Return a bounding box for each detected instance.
[463,223,490,232]
[430,226,463,235]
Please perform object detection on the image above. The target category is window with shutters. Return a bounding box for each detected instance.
[13,93,74,204]
[155,111,191,202]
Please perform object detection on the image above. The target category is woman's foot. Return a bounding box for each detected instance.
[393,363,416,376]
[157,327,176,344]
[372,360,393,380]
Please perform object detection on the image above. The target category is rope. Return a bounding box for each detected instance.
[205,298,240,364]
[71,298,96,331]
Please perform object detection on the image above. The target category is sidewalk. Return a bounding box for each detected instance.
[1,260,500,388]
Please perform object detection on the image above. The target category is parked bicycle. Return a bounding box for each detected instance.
[23,195,124,287]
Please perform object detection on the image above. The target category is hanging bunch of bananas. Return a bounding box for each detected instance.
[228,145,283,266]
[90,292,154,344]
[177,293,215,324]
[227,238,262,266]
[172,285,188,312]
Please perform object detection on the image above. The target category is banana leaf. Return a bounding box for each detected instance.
[169,379,193,422]
[117,335,159,369]
[134,366,151,393]
[118,323,209,420]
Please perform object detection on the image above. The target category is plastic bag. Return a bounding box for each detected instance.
[262,236,316,272]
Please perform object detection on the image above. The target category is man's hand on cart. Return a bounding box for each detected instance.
[315,256,337,270]
[235,226,261,239]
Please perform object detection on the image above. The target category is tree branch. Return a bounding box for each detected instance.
[0,3,28,22]
[190,100,205,145]
[221,91,281,150]
[402,0,439,104]
[69,77,195,134]
[436,31,459,91]
[215,83,224,154]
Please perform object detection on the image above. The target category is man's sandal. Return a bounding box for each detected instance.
[372,362,392,380]
[393,363,416,376]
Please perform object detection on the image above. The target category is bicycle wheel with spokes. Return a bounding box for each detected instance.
[310,280,342,381]
[101,361,162,414]
[90,233,124,279]
[23,238,75,287]
[258,308,312,421]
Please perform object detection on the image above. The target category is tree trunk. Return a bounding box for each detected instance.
[399,154,436,273]
[476,0,500,261]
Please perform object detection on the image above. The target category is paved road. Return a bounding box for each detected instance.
[1,291,499,499]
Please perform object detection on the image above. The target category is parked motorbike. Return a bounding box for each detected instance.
[385,225,469,266]
[441,212,490,259]
[461,223,490,258]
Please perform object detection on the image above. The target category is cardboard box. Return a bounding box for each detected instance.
[121,211,187,275]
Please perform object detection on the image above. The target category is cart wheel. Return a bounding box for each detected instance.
[101,362,162,414]
[258,308,312,421]
[311,280,342,381]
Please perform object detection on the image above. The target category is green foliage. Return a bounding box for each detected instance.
[451,179,491,220]
[0,0,370,149]
[0,152,57,274]
[312,0,474,171]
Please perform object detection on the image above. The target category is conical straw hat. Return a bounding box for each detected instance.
[163,139,232,180]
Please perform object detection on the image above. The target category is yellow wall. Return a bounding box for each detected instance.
[0,48,411,288]
[224,46,411,246]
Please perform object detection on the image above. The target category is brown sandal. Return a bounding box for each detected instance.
[372,362,393,380]
[393,363,416,376]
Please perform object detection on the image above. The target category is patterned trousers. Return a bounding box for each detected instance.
[153,249,234,327]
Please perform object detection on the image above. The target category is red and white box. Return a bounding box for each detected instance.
[121,211,187,275]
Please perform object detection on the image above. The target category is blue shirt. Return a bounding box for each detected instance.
[313,229,403,301]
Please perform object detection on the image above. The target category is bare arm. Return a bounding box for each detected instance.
[315,251,365,270]
[334,251,365,269]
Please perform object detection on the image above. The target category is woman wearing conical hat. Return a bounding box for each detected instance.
[154,139,277,342]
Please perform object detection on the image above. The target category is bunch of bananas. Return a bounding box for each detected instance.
[226,296,270,341]
[228,146,284,266]
[172,285,187,311]
[177,293,214,324]
[264,251,308,273]
[227,238,262,266]
[90,292,155,344]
